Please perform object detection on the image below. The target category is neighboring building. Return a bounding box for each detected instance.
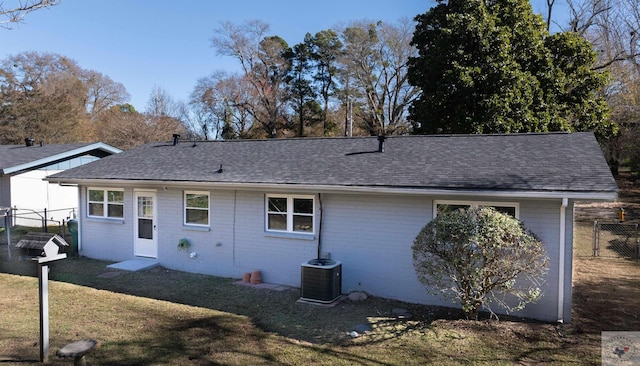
[0,141,121,226]
[46,132,617,322]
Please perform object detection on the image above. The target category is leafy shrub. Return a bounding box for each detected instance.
[412,207,549,319]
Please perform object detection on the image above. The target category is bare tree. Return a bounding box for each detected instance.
[190,71,229,139]
[93,104,147,150]
[1,0,60,29]
[190,71,256,139]
[145,85,189,140]
[146,85,177,117]
[211,20,292,138]
[82,70,130,118]
[555,0,640,172]
[561,0,639,69]
[338,19,419,136]
[92,101,188,150]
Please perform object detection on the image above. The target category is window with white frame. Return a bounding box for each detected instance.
[88,188,124,218]
[266,194,314,234]
[184,191,210,226]
[434,200,519,218]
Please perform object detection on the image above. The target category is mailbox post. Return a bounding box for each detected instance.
[34,240,67,362]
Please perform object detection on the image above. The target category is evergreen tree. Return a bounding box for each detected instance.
[408,0,615,139]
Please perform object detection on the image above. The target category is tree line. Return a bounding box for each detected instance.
[0,18,418,147]
[191,18,418,139]
[1,0,639,172]
[0,52,189,149]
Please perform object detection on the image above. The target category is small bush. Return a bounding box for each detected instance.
[412,207,549,319]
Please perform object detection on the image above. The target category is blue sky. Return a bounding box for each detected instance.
[0,0,565,112]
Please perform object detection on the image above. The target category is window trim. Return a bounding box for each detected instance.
[265,194,315,234]
[184,190,210,227]
[433,200,519,219]
[87,187,124,219]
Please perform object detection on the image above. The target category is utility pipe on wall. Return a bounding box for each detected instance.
[317,193,323,259]
[557,197,568,323]
[76,188,82,252]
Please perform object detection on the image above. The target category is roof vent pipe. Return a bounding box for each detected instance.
[377,135,386,153]
[25,138,34,147]
[172,134,180,146]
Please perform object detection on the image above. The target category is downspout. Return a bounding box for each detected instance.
[317,193,323,259]
[77,187,82,252]
[233,190,237,266]
[557,197,568,323]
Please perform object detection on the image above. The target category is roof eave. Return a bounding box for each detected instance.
[46,177,618,201]
[3,143,122,175]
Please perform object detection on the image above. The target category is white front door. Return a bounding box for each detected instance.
[134,191,157,258]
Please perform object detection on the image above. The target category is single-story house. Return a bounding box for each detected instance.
[46,132,617,322]
[0,140,121,226]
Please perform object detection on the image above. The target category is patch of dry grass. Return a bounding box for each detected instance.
[574,221,596,258]
[2,253,634,365]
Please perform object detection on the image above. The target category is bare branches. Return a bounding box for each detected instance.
[546,0,555,32]
[1,0,60,29]
[565,0,611,36]
[339,19,419,136]
[563,0,639,71]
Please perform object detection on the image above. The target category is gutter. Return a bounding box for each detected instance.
[45,178,618,202]
[558,197,568,323]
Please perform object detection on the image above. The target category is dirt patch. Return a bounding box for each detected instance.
[572,257,640,333]
[567,172,640,360]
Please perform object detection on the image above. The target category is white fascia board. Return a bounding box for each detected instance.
[45,178,618,202]
[86,142,122,155]
[3,143,121,175]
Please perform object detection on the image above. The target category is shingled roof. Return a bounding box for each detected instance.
[47,132,617,199]
[0,142,121,176]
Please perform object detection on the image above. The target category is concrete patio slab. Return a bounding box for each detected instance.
[106,258,158,271]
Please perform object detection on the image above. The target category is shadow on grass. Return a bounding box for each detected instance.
[0,361,40,364]
[2,242,592,366]
[0,251,448,348]
[72,313,406,365]
[605,239,640,260]
[80,314,272,365]
[2,250,621,364]
[572,271,640,333]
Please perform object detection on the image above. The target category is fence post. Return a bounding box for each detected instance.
[593,220,599,257]
[3,212,10,261]
[636,224,640,260]
[43,208,48,233]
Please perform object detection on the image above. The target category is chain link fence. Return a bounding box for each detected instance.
[593,221,640,259]
[9,207,77,229]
